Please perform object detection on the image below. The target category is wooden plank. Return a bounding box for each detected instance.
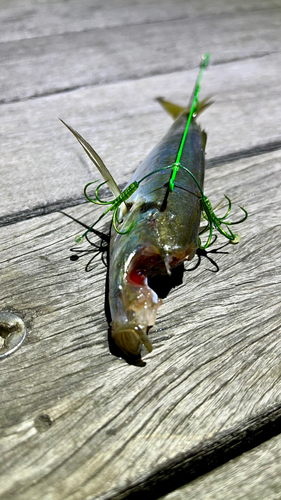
[0,149,280,499]
[1,53,281,221]
[160,434,281,500]
[0,0,276,42]
[1,5,281,103]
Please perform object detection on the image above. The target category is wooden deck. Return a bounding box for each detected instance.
[0,1,281,499]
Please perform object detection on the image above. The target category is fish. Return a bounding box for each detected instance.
[108,95,211,365]
[62,56,246,366]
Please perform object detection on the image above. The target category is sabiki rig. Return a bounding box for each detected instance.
[61,54,247,365]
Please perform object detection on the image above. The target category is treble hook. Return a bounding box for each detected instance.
[76,162,247,248]
[170,163,248,249]
[75,180,140,243]
[199,194,248,249]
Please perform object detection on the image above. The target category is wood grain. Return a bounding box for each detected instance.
[1,1,281,498]
[1,6,281,103]
[160,433,281,500]
[1,53,281,221]
[0,149,280,499]
[1,0,277,42]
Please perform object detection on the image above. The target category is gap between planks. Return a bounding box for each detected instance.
[0,0,277,43]
[1,7,281,103]
[1,53,281,221]
[0,150,280,499]
[160,431,281,500]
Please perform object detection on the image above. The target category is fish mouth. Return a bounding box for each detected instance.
[111,327,153,358]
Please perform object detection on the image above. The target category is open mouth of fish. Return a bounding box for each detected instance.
[111,242,197,361]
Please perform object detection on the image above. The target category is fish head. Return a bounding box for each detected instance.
[109,196,198,361]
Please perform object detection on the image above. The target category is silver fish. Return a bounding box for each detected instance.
[109,97,211,364]
[62,61,247,365]
[61,60,216,366]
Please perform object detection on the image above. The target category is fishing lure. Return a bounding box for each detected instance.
[61,54,247,365]
[62,54,246,250]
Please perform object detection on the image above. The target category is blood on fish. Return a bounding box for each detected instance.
[127,267,146,286]
[127,254,162,286]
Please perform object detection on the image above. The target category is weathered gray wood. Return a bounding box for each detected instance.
[1,6,281,103]
[1,1,281,498]
[1,53,281,221]
[0,149,280,500]
[1,0,277,42]
[161,434,281,500]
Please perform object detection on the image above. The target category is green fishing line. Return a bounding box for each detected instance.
[77,161,247,248]
[169,53,210,192]
[76,167,178,242]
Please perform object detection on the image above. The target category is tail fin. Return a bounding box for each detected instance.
[156,96,213,120]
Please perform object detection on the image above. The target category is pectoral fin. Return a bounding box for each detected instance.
[59,118,122,199]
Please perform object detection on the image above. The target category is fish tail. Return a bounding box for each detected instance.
[155,96,213,120]
[194,96,214,116]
